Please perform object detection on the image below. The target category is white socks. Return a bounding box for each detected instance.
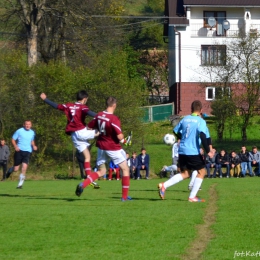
[164,173,183,189]
[189,170,198,187]
[18,174,25,187]
[189,178,203,198]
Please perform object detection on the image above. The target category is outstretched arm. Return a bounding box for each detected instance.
[40,93,58,109]
[87,110,97,117]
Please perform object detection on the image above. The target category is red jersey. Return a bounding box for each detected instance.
[57,102,89,134]
[88,111,122,151]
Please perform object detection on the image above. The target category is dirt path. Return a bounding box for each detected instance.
[181,184,218,260]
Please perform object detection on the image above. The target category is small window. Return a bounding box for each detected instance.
[206,87,215,100]
[201,45,226,66]
[206,87,230,101]
[204,11,226,36]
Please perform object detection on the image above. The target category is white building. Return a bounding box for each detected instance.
[165,0,260,115]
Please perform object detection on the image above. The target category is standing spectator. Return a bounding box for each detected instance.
[172,139,179,165]
[0,139,10,181]
[108,160,120,180]
[6,120,37,189]
[136,148,150,180]
[216,149,230,178]
[229,151,241,178]
[205,148,217,178]
[239,146,252,177]
[75,96,131,201]
[249,146,260,176]
[129,151,138,179]
[158,100,213,202]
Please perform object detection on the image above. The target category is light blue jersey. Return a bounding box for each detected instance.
[174,114,208,155]
[12,127,35,152]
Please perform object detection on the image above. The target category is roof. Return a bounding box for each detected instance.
[164,0,260,36]
[166,0,189,26]
[183,0,260,6]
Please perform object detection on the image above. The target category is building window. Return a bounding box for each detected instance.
[206,87,230,100]
[201,45,226,66]
[204,11,226,36]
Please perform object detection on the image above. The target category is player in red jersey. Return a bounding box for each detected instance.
[75,96,131,201]
[40,91,99,179]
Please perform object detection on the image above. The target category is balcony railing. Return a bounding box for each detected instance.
[190,22,260,38]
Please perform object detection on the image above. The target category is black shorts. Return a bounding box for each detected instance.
[178,154,205,172]
[14,151,31,166]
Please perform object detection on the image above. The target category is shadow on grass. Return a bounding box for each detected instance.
[126,189,188,193]
[0,193,87,202]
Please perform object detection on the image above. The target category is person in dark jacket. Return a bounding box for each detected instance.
[205,148,217,178]
[129,151,138,179]
[229,151,241,178]
[239,146,252,177]
[136,148,150,179]
[0,139,10,181]
[216,149,230,178]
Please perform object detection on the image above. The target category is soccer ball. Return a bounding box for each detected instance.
[163,134,176,145]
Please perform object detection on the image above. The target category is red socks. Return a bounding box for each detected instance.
[116,169,120,180]
[122,176,130,199]
[82,172,99,188]
[84,162,91,176]
[108,169,113,180]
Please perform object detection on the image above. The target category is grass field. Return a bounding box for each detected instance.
[1,177,260,260]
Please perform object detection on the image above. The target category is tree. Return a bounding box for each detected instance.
[0,0,126,66]
[0,49,146,166]
[198,34,260,141]
[139,48,168,104]
[211,98,237,141]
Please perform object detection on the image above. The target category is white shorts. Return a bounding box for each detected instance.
[96,148,126,166]
[71,128,96,152]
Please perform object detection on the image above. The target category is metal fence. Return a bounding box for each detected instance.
[141,103,174,123]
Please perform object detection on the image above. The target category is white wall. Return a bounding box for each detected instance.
[175,6,260,83]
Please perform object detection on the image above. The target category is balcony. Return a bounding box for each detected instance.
[190,22,260,38]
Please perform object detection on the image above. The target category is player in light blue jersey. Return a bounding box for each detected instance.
[158,100,213,202]
[6,120,37,189]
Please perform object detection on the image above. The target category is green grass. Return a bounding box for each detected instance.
[1,178,260,259]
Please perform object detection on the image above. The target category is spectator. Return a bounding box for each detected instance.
[129,151,138,179]
[108,160,120,180]
[172,139,179,165]
[136,148,150,180]
[160,164,178,178]
[0,139,10,181]
[205,148,217,178]
[216,149,230,178]
[239,146,253,177]
[249,146,260,176]
[229,151,241,178]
